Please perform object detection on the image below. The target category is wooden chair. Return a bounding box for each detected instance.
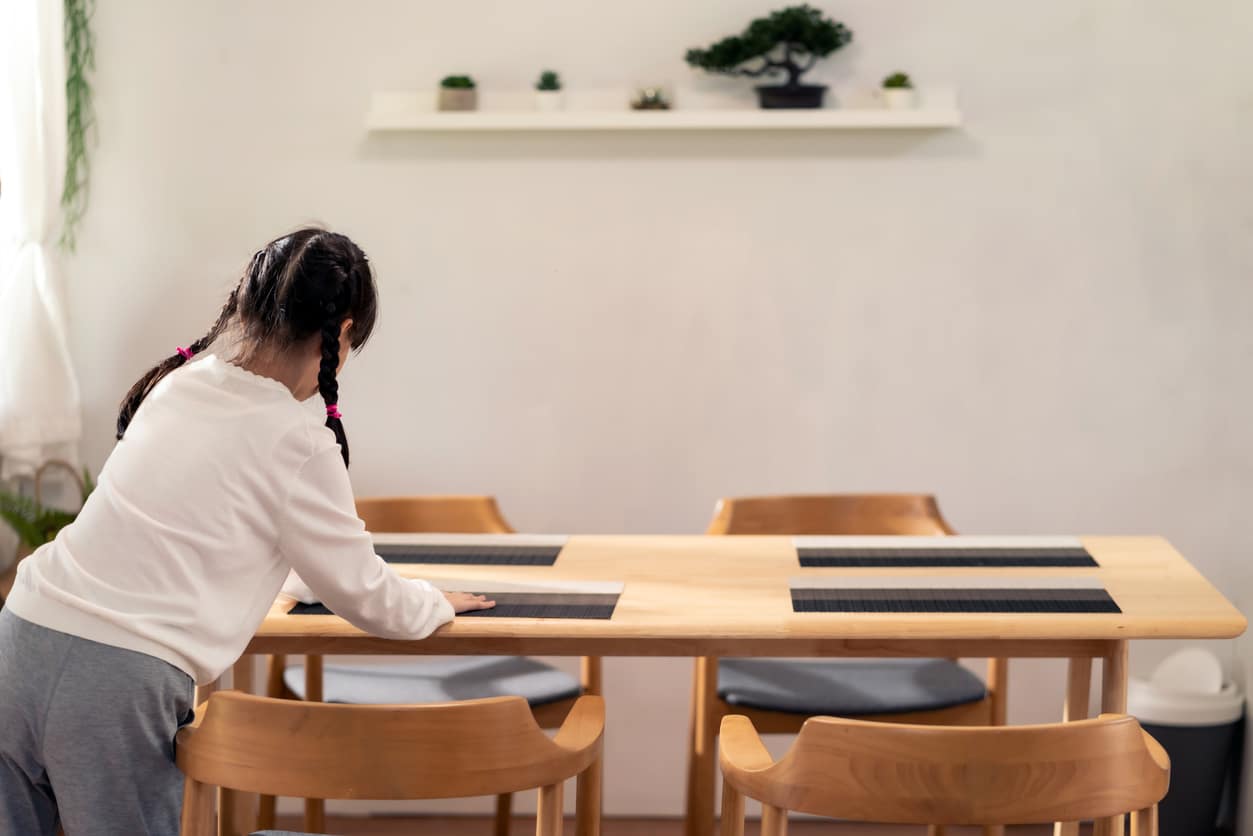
[178,691,604,836]
[260,495,603,836]
[719,713,1168,833]
[687,494,1009,836]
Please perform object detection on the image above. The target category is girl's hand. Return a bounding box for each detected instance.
[445,591,496,613]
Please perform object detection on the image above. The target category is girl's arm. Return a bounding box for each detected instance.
[276,444,456,639]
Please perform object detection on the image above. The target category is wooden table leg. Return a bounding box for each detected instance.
[225,658,258,836]
[195,676,221,708]
[213,659,264,836]
[684,657,719,836]
[1093,642,1129,836]
[193,677,228,836]
[1054,657,1093,836]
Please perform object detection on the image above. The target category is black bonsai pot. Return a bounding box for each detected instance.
[756,84,828,109]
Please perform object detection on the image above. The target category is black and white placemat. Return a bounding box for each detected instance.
[288,579,622,620]
[789,576,1120,614]
[793,536,1098,568]
[371,534,568,566]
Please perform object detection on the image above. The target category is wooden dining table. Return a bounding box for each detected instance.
[216,535,1245,836]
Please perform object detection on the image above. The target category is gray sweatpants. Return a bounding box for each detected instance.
[0,609,194,836]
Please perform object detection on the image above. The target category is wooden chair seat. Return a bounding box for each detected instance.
[178,691,604,836]
[718,658,987,718]
[283,656,582,708]
[718,713,1168,831]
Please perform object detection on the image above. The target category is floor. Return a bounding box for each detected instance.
[272,816,1064,835]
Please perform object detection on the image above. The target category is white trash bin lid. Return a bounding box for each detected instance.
[1128,649,1244,727]
[1150,647,1225,695]
[1129,679,1243,726]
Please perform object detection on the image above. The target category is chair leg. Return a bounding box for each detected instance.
[264,654,287,698]
[575,754,602,836]
[536,782,564,836]
[684,657,719,836]
[719,778,744,836]
[760,804,787,836]
[1131,806,1157,836]
[181,778,216,836]
[255,794,276,831]
[304,798,325,832]
[581,656,603,695]
[495,792,513,836]
[299,654,325,831]
[257,653,288,826]
[926,827,946,836]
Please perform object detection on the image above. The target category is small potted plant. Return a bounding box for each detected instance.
[0,462,93,603]
[438,75,477,111]
[685,4,852,109]
[535,70,563,111]
[881,72,915,109]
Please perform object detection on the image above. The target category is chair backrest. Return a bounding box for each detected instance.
[177,691,602,800]
[720,713,1169,825]
[356,495,515,534]
[706,494,955,536]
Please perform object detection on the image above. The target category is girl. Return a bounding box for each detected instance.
[0,228,493,835]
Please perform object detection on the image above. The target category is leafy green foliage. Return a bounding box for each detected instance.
[685,5,852,87]
[440,75,476,89]
[883,72,913,89]
[0,467,95,549]
[536,70,561,91]
[61,0,97,252]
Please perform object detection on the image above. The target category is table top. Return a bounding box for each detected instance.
[247,536,1246,658]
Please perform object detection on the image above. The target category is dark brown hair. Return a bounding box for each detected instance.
[116,228,378,466]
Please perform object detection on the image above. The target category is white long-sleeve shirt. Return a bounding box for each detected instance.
[6,355,454,684]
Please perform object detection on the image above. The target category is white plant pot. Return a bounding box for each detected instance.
[535,91,564,112]
[881,88,917,110]
[437,88,477,112]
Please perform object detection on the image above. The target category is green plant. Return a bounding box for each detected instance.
[440,75,476,89]
[685,5,852,88]
[883,72,913,89]
[61,0,97,252]
[536,70,561,91]
[0,467,94,550]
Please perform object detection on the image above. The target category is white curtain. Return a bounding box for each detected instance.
[0,0,82,480]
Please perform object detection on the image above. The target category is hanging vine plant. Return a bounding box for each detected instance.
[60,0,96,251]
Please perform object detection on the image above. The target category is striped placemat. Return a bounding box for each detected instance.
[789,576,1120,614]
[794,536,1098,568]
[288,580,622,620]
[371,534,568,566]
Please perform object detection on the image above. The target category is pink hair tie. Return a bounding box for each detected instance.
[326,404,343,420]
[176,347,194,360]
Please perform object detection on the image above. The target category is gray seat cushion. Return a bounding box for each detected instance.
[718,658,987,717]
[284,656,582,707]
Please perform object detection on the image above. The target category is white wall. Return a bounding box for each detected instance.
[66,0,1253,823]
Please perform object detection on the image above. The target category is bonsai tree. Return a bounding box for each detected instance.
[882,72,913,89]
[685,5,852,108]
[535,70,561,91]
[440,75,476,89]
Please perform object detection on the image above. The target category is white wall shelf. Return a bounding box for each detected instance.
[366,107,961,132]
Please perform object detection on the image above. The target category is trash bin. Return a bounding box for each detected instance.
[1127,649,1245,836]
